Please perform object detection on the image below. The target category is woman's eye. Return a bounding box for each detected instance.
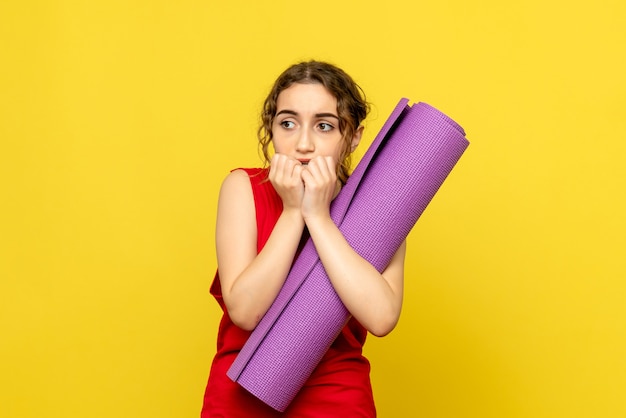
[280,121,295,129]
[318,122,334,132]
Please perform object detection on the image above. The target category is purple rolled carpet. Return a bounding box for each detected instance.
[227,99,470,411]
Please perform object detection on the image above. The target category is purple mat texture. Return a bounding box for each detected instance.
[227,99,470,411]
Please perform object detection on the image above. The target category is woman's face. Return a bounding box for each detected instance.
[271,83,345,165]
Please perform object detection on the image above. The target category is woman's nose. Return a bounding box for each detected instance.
[295,128,314,152]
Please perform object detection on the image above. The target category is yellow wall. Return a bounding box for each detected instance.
[1,1,625,417]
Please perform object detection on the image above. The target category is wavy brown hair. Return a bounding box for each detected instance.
[258,60,370,184]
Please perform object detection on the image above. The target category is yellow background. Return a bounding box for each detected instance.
[1,0,625,417]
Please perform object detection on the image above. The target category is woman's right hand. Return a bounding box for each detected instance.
[269,154,305,211]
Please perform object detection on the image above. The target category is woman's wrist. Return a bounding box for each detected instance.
[303,211,333,231]
[281,206,306,225]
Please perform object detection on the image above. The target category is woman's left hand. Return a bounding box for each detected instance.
[299,155,406,338]
[300,156,339,221]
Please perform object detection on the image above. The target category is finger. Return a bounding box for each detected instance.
[323,156,336,176]
[308,156,333,184]
[269,154,283,182]
[293,164,304,183]
[322,156,337,182]
[300,164,313,186]
[286,158,302,184]
[271,154,293,187]
[301,160,320,186]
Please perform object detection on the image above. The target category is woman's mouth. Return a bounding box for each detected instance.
[298,159,310,165]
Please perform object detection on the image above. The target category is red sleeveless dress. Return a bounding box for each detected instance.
[201,168,376,417]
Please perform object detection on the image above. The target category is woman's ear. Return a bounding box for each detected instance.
[350,125,364,152]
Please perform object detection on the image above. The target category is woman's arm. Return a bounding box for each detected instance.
[301,157,406,337]
[216,165,305,331]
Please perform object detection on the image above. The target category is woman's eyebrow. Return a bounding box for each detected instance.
[315,112,339,120]
[275,109,339,120]
[276,109,298,117]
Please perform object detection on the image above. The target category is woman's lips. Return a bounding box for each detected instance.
[298,159,310,165]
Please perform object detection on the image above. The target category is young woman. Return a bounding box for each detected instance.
[201,61,406,417]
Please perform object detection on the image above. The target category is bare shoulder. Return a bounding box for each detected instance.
[220,169,252,192]
[217,169,253,204]
[217,169,255,225]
